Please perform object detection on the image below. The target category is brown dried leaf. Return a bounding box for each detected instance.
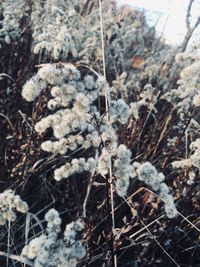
[132,56,144,69]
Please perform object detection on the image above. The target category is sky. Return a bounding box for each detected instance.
[117,0,200,45]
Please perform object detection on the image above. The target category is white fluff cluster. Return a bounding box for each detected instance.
[23,64,97,137]
[0,0,26,45]
[111,72,128,99]
[98,148,111,176]
[130,84,157,120]
[29,0,156,76]
[114,145,133,197]
[22,62,178,220]
[22,64,105,181]
[45,208,62,236]
[100,125,118,151]
[41,131,101,155]
[97,130,132,196]
[97,123,126,177]
[22,75,47,102]
[35,109,91,139]
[110,99,130,124]
[132,162,177,218]
[22,64,79,102]
[23,64,134,182]
[167,137,177,148]
[180,61,200,80]
[164,45,200,117]
[98,142,134,197]
[187,171,196,185]
[21,208,86,267]
[97,144,133,196]
[33,2,77,59]
[171,159,192,169]
[133,162,165,189]
[97,124,131,178]
[0,189,28,225]
[30,0,98,62]
[172,138,200,169]
[30,0,43,41]
[54,157,97,181]
[64,218,85,256]
[97,142,177,218]
[176,45,200,62]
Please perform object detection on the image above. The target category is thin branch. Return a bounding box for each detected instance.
[186,0,195,31]
[181,0,200,52]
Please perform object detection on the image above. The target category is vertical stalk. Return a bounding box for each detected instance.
[6,208,11,267]
[99,1,117,266]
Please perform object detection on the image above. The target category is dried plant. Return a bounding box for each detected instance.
[0,0,200,267]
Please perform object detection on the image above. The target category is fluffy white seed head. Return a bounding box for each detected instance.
[0,189,28,225]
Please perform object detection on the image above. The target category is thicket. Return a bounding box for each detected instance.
[0,0,200,266]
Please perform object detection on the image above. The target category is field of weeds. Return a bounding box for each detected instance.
[0,1,199,266]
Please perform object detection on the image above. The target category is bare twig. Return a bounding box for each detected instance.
[186,0,195,31]
[181,0,200,52]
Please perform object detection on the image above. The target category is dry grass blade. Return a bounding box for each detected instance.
[129,215,164,239]
[0,113,15,132]
[177,211,200,233]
